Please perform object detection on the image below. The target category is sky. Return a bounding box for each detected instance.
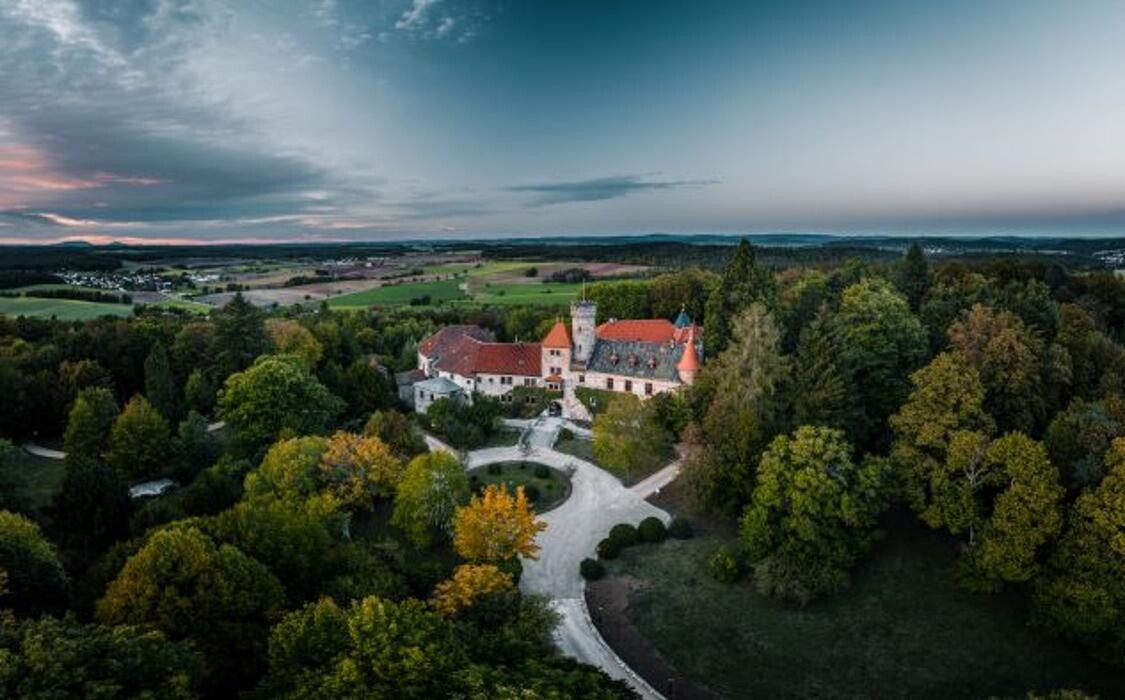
[2,0,1125,244]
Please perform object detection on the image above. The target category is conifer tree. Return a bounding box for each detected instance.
[793,305,851,429]
[703,239,775,354]
[144,341,179,421]
[899,243,930,311]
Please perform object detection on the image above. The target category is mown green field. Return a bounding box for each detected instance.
[470,282,579,306]
[327,277,466,308]
[0,296,133,320]
[22,452,67,511]
[149,298,214,314]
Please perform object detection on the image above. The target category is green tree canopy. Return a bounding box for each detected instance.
[363,409,427,460]
[592,393,671,479]
[0,616,204,699]
[740,426,890,604]
[391,451,470,547]
[49,459,132,560]
[63,386,119,467]
[1043,398,1123,491]
[105,395,171,481]
[144,341,180,421]
[217,355,344,449]
[0,510,68,615]
[898,242,930,311]
[1033,438,1125,665]
[792,304,852,430]
[213,292,268,379]
[244,435,329,503]
[703,239,776,354]
[96,526,285,689]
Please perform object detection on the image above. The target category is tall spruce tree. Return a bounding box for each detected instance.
[63,387,120,466]
[703,239,775,355]
[144,341,179,421]
[793,305,851,429]
[213,293,268,380]
[899,243,930,311]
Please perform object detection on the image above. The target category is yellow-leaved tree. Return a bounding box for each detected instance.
[431,563,514,616]
[319,432,402,506]
[452,485,546,562]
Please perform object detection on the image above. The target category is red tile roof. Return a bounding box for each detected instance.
[596,319,701,344]
[418,325,490,356]
[541,320,571,348]
[677,329,702,372]
[421,326,540,377]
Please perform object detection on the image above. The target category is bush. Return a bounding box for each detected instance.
[708,545,741,584]
[534,464,550,478]
[597,537,621,560]
[668,517,694,539]
[608,523,639,548]
[580,558,605,581]
[637,517,667,543]
[558,427,574,442]
[523,484,541,502]
[488,463,502,475]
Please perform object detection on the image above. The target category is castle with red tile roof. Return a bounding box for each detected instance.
[410,299,703,412]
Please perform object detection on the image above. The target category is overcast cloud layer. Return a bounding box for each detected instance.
[2,0,1125,243]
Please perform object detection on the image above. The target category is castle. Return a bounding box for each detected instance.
[407,298,702,414]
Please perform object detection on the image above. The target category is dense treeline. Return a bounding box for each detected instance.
[0,292,635,697]
[21,288,133,304]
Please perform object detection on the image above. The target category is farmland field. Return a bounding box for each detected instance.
[327,277,466,308]
[0,296,133,320]
[469,282,580,306]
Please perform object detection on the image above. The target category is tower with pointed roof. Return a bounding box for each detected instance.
[540,319,571,388]
[676,327,702,385]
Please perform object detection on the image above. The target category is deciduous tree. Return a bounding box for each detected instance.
[453,485,546,562]
[266,318,323,369]
[391,451,470,547]
[431,563,514,617]
[319,431,403,507]
[144,341,179,421]
[105,395,170,481]
[63,387,119,466]
[0,510,68,615]
[592,393,670,479]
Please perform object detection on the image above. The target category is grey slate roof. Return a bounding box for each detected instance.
[415,376,464,394]
[585,338,687,381]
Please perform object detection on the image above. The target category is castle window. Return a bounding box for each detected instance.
[578,374,585,384]
[606,378,614,390]
[624,380,633,392]
[645,382,653,396]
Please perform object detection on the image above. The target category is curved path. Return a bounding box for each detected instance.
[447,420,672,699]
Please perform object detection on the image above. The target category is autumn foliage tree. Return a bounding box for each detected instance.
[318,431,403,507]
[431,563,515,617]
[453,485,546,562]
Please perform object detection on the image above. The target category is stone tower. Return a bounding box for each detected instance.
[570,298,597,364]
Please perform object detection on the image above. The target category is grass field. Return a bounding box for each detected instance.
[149,298,214,314]
[0,296,133,320]
[22,452,67,511]
[606,516,1121,698]
[469,461,572,513]
[470,282,580,306]
[327,277,466,308]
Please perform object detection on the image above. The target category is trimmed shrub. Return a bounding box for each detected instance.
[558,427,574,442]
[608,523,639,548]
[597,537,621,560]
[487,463,502,475]
[534,464,550,479]
[668,517,694,540]
[580,558,605,581]
[637,517,668,544]
[523,484,541,502]
[708,545,741,584]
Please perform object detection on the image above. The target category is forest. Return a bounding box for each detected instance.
[1,240,1124,696]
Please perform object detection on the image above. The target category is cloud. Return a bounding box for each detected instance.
[508,175,718,207]
[395,0,440,32]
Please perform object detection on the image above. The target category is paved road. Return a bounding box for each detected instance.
[22,443,65,460]
[463,423,669,699]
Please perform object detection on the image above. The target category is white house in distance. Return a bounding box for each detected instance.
[408,299,703,413]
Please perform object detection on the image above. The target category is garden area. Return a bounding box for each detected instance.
[591,513,1122,698]
[469,461,572,513]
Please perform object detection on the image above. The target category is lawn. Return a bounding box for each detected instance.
[327,277,466,308]
[469,461,572,513]
[554,433,598,464]
[149,298,213,314]
[480,429,522,448]
[469,282,579,306]
[604,516,1121,698]
[0,296,133,320]
[21,452,67,511]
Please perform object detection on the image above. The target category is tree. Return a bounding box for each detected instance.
[244,435,329,503]
[898,243,930,311]
[213,292,268,379]
[391,451,470,547]
[183,368,217,416]
[793,304,851,429]
[63,387,119,466]
[684,303,789,517]
[453,485,546,562]
[363,409,427,460]
[170,410,220,482]
[96,527,285,688]
[266,319,323,368]
[586,280,652,321]
[318,432,403,507]
[143,341,179,421]
[740,426,890,604]
[0,510,68,615]
[703,239,776,354]
[1033,438,1125,665]
[592,393,670,479]
[105,395,170,481]
[0,440,31,514]
[340,359,393,418]
[56,359,113,408]
[217,355,344,449]
[431,563,515,617]
[259,596,465,699]
[0,616,203,699]
[1044,399,1122,490]
[836,278,928,446]
[890,352,994,516]
[49,460,132,559]
[948,303,1046,434]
